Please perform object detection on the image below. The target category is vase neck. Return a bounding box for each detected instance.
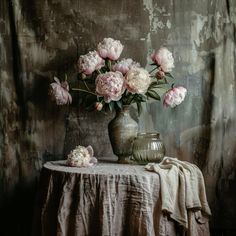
[116,105,130,115]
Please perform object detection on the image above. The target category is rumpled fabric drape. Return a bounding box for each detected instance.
[146,157,211,235]
[32,161,177,236]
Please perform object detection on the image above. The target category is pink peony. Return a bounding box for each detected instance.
[112,58,140,75]
[97,38,124,60]
[49,77,72,105]
[151,47,174,72]
[125,68,151,94]
[163,86,187,108]
[78,51,105,75]
[95,71,125,103]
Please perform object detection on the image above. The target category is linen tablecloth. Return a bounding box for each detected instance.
[32,160,208,236]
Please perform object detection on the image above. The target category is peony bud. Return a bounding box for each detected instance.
[95,102,103,111]
[81,73,87,80]
[156,70,165,79]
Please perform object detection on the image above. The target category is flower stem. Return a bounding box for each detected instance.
[96,69,102,74]
[72,88,97,96]
[149,67,157,74]
[83,80,91,91]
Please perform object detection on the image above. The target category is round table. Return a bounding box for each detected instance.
[32,160,177,236]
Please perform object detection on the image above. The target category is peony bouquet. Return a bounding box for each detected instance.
[49,38,187,113]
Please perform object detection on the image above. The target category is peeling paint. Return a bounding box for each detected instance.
[142,0,154,68]
[143,0,171,33]
[166,19,171,29]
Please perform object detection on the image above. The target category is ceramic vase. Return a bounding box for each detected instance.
[108,105,138,163]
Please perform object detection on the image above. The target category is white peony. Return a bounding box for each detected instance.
[67,145,97,167]
[151,47,174,72]
[125,68,151,94]
[97,38,124,60]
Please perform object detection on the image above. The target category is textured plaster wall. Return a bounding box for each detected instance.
[0,0,236,235]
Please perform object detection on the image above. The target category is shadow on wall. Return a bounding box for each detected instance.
[0,180,38,236]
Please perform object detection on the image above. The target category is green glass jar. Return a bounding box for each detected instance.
[132,133,165,164]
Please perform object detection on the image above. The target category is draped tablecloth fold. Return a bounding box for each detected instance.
[32,160,209,236]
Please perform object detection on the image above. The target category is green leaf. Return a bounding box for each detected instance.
[148,81,158,89]
[116,100,123,109]
[155,88,169,96]
[146,90,161,101]
[165,77,174,84]
[156,80,168,85]
[109,102,115,111]
[136,94,146,102]
[165,72,174,78]
[103,103,110,112]
[165,72,175,84]
[126,94,135,105]
[136,102,142,116]
[150,84,171,96]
